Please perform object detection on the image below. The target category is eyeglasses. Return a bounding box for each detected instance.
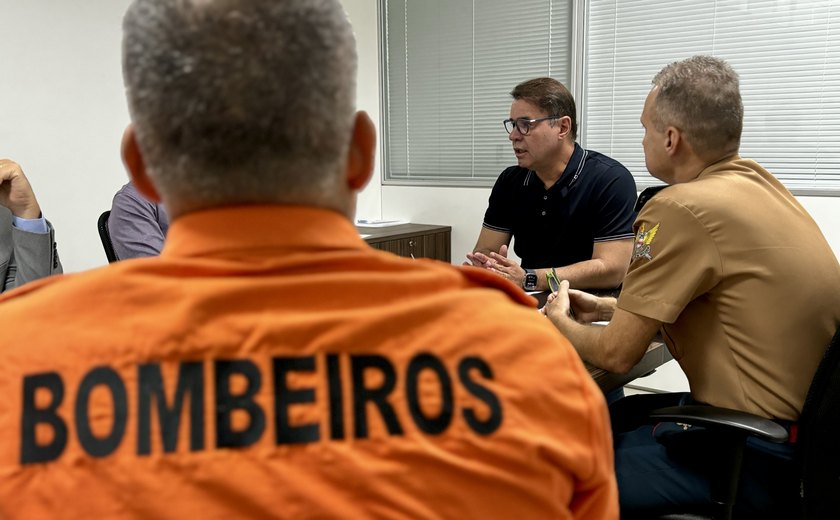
[503,116,560,136]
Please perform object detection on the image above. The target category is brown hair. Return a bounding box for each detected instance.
[510,78,577,139]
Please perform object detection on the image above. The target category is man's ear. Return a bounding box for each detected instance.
[121,125,162,203]
[346,111,376,191]
[556,115,572,141]
[665,127,681,157]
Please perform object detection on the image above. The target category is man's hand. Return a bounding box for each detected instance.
[0,160,41,219]
[485,245,526,287]
[466,228,510,269]
[542,280,612,324]
[566,288,604,323]
[542,279,659,374]
[464,251,497,269]
[465,243,508,269]
[465,244,528,286]
[542,280,575,324]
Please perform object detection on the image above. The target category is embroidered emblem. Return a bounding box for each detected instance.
[632,223,660,261]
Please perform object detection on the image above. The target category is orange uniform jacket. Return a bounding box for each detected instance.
[0,206,617,519]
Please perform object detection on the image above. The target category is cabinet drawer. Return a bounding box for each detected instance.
[372,237,424,259]
[360,224,451,262]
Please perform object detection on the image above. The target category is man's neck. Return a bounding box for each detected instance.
[533,140,576,188]
[672,150,738,184]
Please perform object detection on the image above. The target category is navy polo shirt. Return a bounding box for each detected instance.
[482,143,637,269]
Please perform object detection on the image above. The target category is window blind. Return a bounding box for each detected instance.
[584,0,840,193]
[382,0,573,185]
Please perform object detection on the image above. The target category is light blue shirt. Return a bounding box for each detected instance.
[12,215,48,234]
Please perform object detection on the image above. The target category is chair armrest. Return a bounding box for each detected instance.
[649,405,789,443]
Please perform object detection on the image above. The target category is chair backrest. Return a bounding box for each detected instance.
[797,324,840,518]
[97,210,119,263]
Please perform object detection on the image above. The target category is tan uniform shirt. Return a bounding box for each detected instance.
[618,156,840,421]
[0,206,618,519]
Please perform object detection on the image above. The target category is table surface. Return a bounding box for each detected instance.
[589,340,671,393]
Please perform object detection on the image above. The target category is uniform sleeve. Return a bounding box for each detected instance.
[110,187,166,259]
[592,165,637,242]
[4,222,62,293]
[482,169,514,233]
[617,196,722,323]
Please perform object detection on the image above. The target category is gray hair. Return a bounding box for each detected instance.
[122,0,358,211]
[651,55,743,159]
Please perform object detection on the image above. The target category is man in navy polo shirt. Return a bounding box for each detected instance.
[466,78,637,291]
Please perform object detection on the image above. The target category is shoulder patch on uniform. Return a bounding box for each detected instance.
[632,223,660,262]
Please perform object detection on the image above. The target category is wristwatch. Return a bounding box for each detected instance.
[522,268,538,291]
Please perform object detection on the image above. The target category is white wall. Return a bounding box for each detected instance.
[1,0,133,271]
[2,0,837,275]
[342,0,383,221]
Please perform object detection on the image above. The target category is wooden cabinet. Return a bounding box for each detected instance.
[357,223,451,262]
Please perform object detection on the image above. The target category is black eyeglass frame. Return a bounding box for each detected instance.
[503,115,561,135]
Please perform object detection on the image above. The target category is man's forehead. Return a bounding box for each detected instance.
[509,99,545,118]
[641,88,658,118]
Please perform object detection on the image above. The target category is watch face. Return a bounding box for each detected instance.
[524,273,538,290]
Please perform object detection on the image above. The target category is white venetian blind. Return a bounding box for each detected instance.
[585,0,840,193]
[382,0,573,185]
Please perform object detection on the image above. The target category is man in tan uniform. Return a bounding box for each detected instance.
[545,55,840,517]
[0,0,618,518]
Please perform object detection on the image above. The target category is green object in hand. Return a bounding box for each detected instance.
[546,268,560,293]
[545,268,575,319]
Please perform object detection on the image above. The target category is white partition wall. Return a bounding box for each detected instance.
[0,0,133,271]
[342,0,383,221]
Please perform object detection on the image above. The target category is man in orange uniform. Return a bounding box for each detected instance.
[0,0,617,518]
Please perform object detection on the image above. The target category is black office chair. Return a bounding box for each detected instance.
[796,324,840,518]
[640,325,840,520]
[97,210,119,263]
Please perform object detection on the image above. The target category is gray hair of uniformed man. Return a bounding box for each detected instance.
[510,78,578,140]
[122,0,358,213]
[651,55,743,160]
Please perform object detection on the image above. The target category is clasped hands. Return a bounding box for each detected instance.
[464,244,527,287]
